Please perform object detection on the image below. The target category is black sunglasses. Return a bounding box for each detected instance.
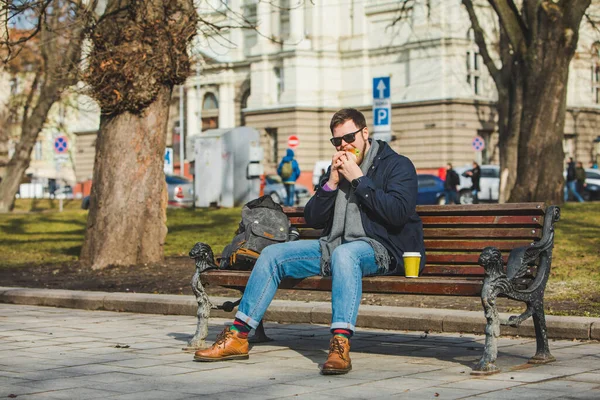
[330,128,363,147]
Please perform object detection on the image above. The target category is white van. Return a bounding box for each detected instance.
[312,160,332,187]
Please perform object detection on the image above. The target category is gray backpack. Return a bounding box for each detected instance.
[219,196,297,270]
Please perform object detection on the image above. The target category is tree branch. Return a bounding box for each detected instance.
[564,0,592,30]
[488,0,527,55]
[462,0,502,88]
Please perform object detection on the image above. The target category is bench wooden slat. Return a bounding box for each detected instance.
[425,253,508,264]
[423,227,541,239]
[201,270,483,296]
[416,203,546,216]
[424,239,533,251]
[300,229,540,240]
[290,215,544,228]
[422,265,484,276]
[420,215,543,227]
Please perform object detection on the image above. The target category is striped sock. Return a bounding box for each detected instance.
[231,318,252,338]
[332,328,353,340]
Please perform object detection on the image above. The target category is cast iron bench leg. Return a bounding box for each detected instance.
[528,300,555,364]
[186,269,213,350]
[471,281,501,376]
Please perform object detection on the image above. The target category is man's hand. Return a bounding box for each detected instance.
[337,151,363,183]
[325,151,345,189]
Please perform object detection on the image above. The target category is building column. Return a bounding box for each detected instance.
[251,1,277,55]
[248,56,275,108]
[285,1,310,50]
[186,80,201,137]
[228,0,244,61]
[218,71,236,129]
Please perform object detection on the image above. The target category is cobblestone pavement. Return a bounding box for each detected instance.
[1,304,599,399]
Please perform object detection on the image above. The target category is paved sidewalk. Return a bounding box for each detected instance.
[1,304,599,399]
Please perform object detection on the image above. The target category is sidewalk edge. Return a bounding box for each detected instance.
[1,286,598,340]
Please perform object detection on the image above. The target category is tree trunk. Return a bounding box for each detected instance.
[509,63,570,203]
[80,88,170,269]
[509,6,578,204]
[80,0,196,268]
[0,81,60,213]
[496,76,523,204]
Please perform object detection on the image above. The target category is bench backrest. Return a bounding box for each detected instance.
[283,202,547,278]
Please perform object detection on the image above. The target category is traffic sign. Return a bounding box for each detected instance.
[288,135,299,148]
[53,136,68,154]
[164,147,174,174]
[472,136,485,152]
[372,77,391,136]
[373,77,390,99]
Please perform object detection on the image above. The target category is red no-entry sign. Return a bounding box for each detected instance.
[288,135,299,148]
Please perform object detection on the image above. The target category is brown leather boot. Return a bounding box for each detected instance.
[321,335,352,375]
[193,326,249,362]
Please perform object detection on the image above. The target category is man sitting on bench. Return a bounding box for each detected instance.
[193,108,426,375]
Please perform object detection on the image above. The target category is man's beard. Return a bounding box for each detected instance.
[356,141,367,165]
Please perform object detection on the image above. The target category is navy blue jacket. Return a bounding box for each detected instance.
[304,140,426,275]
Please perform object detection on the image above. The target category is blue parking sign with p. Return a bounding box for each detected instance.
[374,108,389,126]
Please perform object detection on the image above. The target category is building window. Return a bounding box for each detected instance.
[243,2,258,50]
[274,67,284,101]
[591,42,600,104]
[563,134,575,158]
[279,0,290,40]
[9,77,18,95]
[265,127,278,165]
[203,92,218,109]
[202,92,219,130]
[466,29,482,96]
[240,89,251,126]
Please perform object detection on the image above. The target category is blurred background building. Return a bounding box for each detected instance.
[3,0,600,197]
[181,0,600,180]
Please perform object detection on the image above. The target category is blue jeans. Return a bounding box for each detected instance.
[284,184,295,206]
[444,189,458,204]
[235,240,380,332]
[471,189,479,204]
[564,180,584,202]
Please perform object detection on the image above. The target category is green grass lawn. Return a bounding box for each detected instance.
[1,200,599,315]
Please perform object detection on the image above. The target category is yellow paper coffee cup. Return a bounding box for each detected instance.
[403,252,421,278]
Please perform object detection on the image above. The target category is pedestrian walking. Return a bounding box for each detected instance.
[444,163,460,204]
[465,161,481,204]
[564,157,584,202]
[277,148,301,206]
[575,161,587,199]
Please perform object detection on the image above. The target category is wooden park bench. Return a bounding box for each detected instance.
[188,202,560,375]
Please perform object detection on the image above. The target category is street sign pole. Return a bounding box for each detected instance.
[179,85,185,176]
[372,76,391,142]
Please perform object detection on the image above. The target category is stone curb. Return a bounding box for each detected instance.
[1,286,599,340]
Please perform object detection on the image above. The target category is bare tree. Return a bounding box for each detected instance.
[79,0,198,269]
[463,0,591,204]
[0,0,96,212]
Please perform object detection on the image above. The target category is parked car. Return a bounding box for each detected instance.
[53,185,74,199]
[566,168,600,201]
[455,164,500,204]
[166,174,194,207]
[264,174,310,206]
[583,168,600,201]
[417,174,445,205]
[81,174,194,209]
